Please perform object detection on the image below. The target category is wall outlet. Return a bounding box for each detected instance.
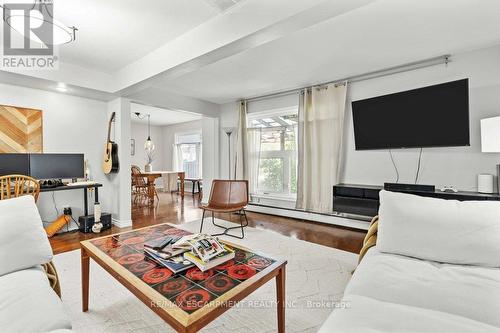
[63,207,72,216]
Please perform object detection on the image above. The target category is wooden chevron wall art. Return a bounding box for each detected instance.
[0,105,43,153]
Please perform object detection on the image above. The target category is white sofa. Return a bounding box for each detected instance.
[0,196,72,332]
[320,190,500,332]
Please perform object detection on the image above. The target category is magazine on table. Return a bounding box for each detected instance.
[173,234,226,262]
[144,244,189,260]
[184,245,235,271]
[144,235,181,251]
[144,247,194,274]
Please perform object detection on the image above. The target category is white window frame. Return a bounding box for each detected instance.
[174,131,202,178]
[247,106,298,198]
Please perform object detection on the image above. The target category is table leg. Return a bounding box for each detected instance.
[147,176,155,205]
[179,172,185,199]
[84,188,88,216]
[81,248,90,312]
[276,266,286,333]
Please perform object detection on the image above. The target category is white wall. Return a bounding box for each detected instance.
[0,83,115,228]
[218,45,500,194]
[131,122,165,171]
[107,98,132,227]
[342,45,500,191]
[202,116,219,203]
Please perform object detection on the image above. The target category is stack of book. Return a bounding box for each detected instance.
[144,235,193,274]
[144,234,234,273]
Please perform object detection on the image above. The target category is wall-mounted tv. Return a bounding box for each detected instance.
[351,79,470,150]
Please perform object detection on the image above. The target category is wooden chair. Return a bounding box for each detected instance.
[0,174,61,297]
[200,180,249,239]
[0,174,40,201]
[131,165,148,205]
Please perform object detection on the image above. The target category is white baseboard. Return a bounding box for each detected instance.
[246,204,370,231]
[112,218,132,228]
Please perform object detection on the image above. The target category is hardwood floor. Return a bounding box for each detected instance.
[50,192,367,255]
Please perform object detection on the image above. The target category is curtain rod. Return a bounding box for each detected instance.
[244,55,450,103]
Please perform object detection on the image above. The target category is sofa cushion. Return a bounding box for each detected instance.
[0,266,72,332]
[319,294,499,333]
[0,196,53,276]
[346,248,500,328]
[378,190,500,267]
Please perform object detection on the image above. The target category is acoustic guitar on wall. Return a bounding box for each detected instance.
[102,112,119,174]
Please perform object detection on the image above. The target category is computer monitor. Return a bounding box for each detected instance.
[29,153,84,180]
[0,153,30,176]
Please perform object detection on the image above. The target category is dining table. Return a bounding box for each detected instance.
[138,171,185,205]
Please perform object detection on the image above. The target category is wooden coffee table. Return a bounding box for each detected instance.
[80,224,287,333]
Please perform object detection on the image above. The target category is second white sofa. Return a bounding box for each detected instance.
[320,190,500,332]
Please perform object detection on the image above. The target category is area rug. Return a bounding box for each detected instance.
[53,218,357,332]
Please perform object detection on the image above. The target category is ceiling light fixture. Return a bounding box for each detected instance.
[2,1,78,45]
[144,114,155,152]
[55,82,67,92]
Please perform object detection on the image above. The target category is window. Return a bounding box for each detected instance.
[174,132,202,179]
[248,108,298,197]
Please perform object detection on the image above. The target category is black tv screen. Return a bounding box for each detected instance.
[29,153,84,179]
[352,79,470,150]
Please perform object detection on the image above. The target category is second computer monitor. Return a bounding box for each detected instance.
[29,153,84,180]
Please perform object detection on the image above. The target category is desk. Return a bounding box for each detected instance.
[40,183,102,216]
[138,171,185,204]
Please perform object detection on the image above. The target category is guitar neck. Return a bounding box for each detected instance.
[107,112,115,143]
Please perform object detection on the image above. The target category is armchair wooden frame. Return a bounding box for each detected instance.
[0,174,40,201]
[0,174,61,297]
[358,215,379,264]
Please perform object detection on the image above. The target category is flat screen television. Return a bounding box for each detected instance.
[351,79,470,150]
[29,153,84,179]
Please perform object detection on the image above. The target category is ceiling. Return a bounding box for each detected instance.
[154,0,500,103]
[1,0,500,110]
[52,0,219,72]
[130,103,201,126]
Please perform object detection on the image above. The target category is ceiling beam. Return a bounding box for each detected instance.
[116,0,376,96]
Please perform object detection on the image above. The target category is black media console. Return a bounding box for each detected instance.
[333,183,500,218]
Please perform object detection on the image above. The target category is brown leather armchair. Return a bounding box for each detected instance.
[200,180,249,239]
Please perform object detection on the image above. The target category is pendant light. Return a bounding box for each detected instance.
[144,114,155,152]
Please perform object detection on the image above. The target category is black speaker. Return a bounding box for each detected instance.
[384,183,435,193]
[78,213,112,233]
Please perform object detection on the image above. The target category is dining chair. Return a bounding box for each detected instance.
[131,165,148,205]
[0,174,40,201]
[199,179,249,239]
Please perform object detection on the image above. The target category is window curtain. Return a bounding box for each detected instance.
[296,83,347,213]
[196,142,202,178]
[247,128,262,195]
[234,100,248,180]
